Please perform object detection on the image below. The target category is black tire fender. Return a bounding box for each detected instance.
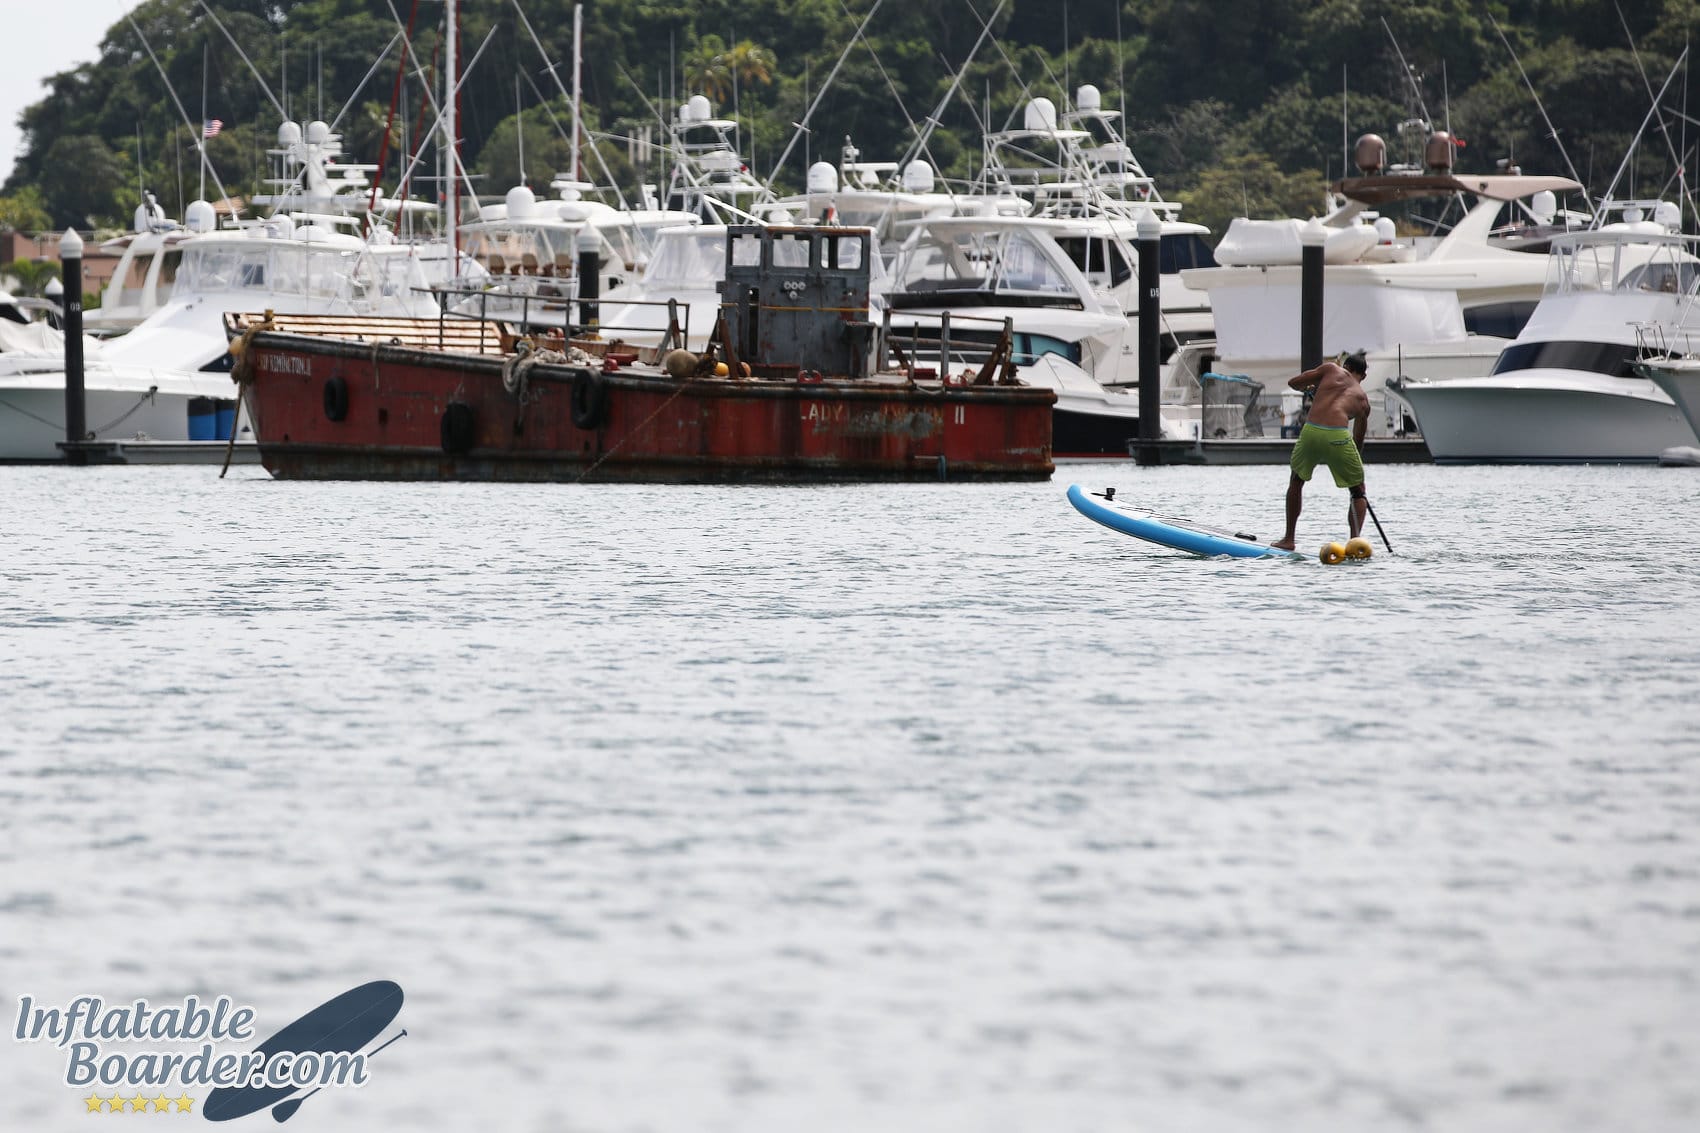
[440,401,475,454]
[322,375,349,422]
[570,369,607,430]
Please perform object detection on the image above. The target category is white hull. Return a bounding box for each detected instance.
[1645,362,1700,437]
[0,385,239,461]
[1397,371,1698,462]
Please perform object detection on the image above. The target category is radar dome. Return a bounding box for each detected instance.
[184,199,217,233]
[1075,84,1101,112]
[683,95,711,123]
[505,185,537,219]
[1655,201,1681,230]
[1424,131,1456,173]
[1530,190,1557,225]
[901,160,935,194]
[807,161,839,195]
[306,120,331,145]
[1373,216,1397,244]
[1023,98,1058,133]
[1353,133,1386,175]
[277,122,303,147]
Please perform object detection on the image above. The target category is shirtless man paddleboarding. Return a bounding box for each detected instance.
[1270,352,1371,551]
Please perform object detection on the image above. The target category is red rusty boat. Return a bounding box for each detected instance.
[227,225,1054,482]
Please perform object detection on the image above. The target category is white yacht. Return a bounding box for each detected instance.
[454,181,699,328]
[598,224,728,351]
[1176,129,1586,436]
[1637,356,1700,447]
[83,193,198,336]
[1391,227,1700,462]
[883,214,1194,456]
[981,91,1218,356]
[0,204,441,460]
[757,138,958,249]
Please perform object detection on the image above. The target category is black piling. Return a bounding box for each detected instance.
[1135,210,1161,466]
[60,228,86,464]
[1300,219,1325,372]
[576,230,600,335]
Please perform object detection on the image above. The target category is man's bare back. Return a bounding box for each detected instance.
[1293,360,1371,429]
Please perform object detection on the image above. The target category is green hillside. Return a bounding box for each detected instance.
[2,0,1695,237]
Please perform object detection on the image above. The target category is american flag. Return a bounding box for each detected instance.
[202,119,223,138]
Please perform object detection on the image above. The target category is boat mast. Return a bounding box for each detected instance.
[445,0,458,256]
[570,3,583,185]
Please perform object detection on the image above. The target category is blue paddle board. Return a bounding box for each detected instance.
[1067,483,1303,559]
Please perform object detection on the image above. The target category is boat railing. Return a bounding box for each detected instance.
[423,282,691,352]
[878,308,1020,384]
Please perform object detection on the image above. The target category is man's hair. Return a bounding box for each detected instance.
[1342,352,1368,376]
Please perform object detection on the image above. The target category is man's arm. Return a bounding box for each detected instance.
[1288,364,1328,391]
[1352,405,1369,449]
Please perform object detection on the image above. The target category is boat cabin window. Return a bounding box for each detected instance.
[1492,339,1643,379]
[771,233,809,268]
[730,232,761,268]
[648,231,730,287]
[893,227,1083,308]
[1054,236,1132,287]
[819,234,864,270]
[1158,232,1217,274]
[1463,301,1539,339]
[1620,260,1700,295]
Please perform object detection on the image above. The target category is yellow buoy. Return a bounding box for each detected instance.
[1319,541,1347,564]
[1345,537,1373,560]
[713,361,730,376]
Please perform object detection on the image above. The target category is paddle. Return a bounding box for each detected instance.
[270,1029,406,1123]
[1364,499,1394,554]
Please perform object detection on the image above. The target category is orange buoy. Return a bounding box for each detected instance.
[1345,537,1373,560]
[1319,541,1347,564]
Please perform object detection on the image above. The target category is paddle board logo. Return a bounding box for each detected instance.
[12,980,405,1121]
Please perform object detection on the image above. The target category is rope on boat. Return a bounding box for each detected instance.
[222,311,276,479]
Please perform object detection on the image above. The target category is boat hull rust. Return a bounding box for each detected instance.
[240,333,1055,482]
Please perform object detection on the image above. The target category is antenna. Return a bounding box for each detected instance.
[767,0,889,188]
[516,74,525,186]
[1342,64,1348,179]
[1615,1,1699,224]
[1379,17,1431,125]
[1487,12,1588,196]
[196,1,285,119]
[200,41,208,201]
[1597,48,1690,216]
[126,14,236,214]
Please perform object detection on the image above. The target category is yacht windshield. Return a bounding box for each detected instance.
[893,227,1081,307]
[175,244,356,300]
[643,231,727,288]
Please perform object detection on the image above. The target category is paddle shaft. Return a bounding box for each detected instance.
[1364,499,1393,553]
[271,1030,407,1123]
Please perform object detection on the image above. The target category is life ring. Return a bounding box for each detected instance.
[322,376,349,422]
[570,369,607,430]
[440,401,475,454]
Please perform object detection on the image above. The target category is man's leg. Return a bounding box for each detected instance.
[1348,484,1367,538]
[1273,473,1305,549]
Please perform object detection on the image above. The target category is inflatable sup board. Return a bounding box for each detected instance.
[1067,484,1303,559]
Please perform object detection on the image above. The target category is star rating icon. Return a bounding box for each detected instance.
[82,1093,193,1114]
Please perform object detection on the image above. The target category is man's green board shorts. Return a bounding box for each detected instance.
[1290,422,1364,488]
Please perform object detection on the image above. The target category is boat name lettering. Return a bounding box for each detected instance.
[257,354,312,376]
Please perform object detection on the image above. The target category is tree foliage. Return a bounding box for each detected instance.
[2,0,1695,233]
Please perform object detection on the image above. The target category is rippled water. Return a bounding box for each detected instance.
[3,464,1698,1131]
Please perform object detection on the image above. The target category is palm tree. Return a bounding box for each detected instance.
[723,41,776,92]
[683,36,733,104]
